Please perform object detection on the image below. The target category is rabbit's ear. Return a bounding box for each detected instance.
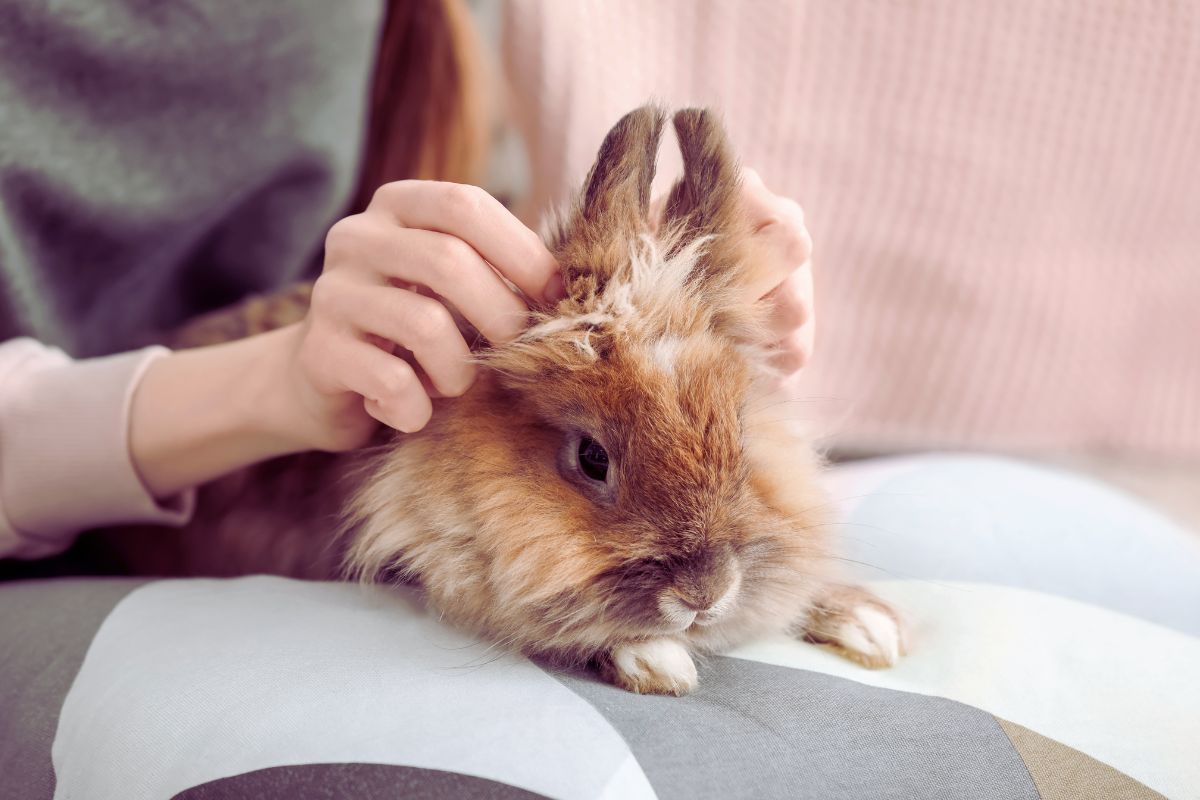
[582,104,665,228]
[661,109,745,287]
[554,105,666,297]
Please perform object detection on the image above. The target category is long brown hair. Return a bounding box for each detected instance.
[350,0,489,213]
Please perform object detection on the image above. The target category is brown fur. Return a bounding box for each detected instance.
[93,105,904,693]
[168,283,314,349]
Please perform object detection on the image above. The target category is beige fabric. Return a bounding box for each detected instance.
[998,719,1163,800]
[1040,454,1200,536]
[502,0,1200,459]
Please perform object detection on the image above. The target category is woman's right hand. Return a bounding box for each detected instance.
[282,180,564,451]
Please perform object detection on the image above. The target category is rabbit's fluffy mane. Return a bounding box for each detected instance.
[494,227,772,379]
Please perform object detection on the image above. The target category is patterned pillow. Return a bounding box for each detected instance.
[2,456,1197,799]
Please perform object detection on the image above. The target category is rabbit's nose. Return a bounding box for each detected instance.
[662,564,743,628]
[678,595,718,613]
[693,576,742,626]
[676,554,742,610]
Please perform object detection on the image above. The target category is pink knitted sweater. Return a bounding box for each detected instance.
[503,0,1200,457]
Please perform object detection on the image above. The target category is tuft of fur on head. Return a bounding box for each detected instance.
[343,105,837,667]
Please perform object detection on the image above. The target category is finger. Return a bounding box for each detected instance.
[327,219,531,343]
[370,181,563,303]
[739,167,776,228]
[736,175,812,302]
[341,281,476,398]
[763,267,814,338]
[740,169,807,233]
[329,339,433,433]
[768,328,814,376]
[368,337,449,400]
[745,204,812,301]
[388,228,532,343]
[363,393,433,434]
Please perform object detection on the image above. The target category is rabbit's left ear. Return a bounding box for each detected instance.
[581,104,665,233]
[552,105,666,299]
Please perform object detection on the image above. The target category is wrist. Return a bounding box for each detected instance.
[247,324,325,454]
[130,327,312,499]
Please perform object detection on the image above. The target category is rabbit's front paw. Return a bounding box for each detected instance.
[602,638,698,695]
[800,584,907,669]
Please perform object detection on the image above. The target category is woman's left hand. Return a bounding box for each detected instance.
[738,168,815,387]
[652,168,815,388]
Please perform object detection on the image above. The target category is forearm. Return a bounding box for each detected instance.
[129,325,309,499]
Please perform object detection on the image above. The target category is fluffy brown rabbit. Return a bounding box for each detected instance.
[95,105,905,695]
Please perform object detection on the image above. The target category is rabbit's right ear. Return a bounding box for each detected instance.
[661,109,745,292]
[552,105,667,298]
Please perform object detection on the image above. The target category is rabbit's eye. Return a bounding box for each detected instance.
[577,436,610,482]
[560,432,615,501]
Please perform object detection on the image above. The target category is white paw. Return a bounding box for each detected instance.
[609,638,698,696]
[834,604,904,668]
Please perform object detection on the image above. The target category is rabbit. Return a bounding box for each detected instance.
[342,104,905,694]
[91,104,906,695]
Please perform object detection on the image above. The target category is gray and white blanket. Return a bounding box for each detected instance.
[3,456,1198,800]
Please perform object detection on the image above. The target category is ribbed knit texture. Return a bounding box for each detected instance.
[503,1,1200,458]
[0,1,380,356]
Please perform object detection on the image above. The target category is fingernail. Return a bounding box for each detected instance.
[542,271,567,303]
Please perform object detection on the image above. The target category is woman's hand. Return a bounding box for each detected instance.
[737,169,815,387]
[284,180,563,451]
[651,168,815,386]
[131,181,560,499]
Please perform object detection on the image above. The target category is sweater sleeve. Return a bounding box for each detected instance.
[0,338,195,559]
